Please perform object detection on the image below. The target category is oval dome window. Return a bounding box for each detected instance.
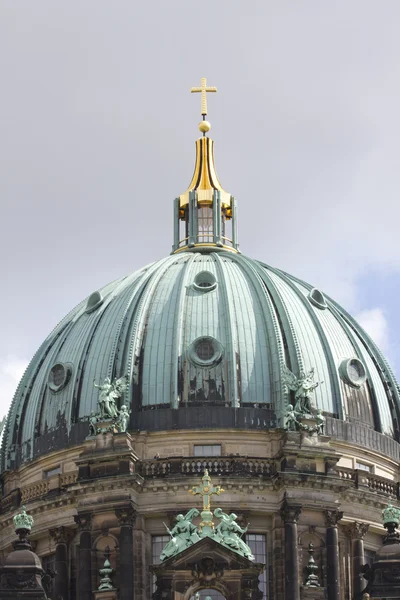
[85,291,103,313]
[308,288,327,309]
[193,271,217,292]
[48,362,72,393]
[188,336,224,367]
[339,358,367,388]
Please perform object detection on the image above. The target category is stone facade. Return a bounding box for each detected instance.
[0,421,397,599]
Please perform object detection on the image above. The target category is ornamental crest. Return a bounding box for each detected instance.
[13,506,33,532]
[382,503,400,526]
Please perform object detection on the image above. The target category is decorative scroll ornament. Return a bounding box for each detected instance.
[382,503,400,527]
[284,404,325,435]
[13,506,33,532]
[160,470,255,562]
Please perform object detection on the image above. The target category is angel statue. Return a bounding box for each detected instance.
[160,509,200,561]
[93,375,128,419]
[213,508,254,561]
[117,404,131,433]
[282,365,322,417]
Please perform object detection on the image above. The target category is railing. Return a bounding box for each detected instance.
[333,466,357,482]
[334,466,399,498]
[2,460,399,513]
[60,472,78,487]
[138,456,277,479]
[20,480,49,503]
[359,471,399,497]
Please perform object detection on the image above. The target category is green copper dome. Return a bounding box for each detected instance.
[2,125,400,471]
[2,249,399,470]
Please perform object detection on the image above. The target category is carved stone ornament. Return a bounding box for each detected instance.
[348,522,370,540]
[74,512,92,531]
[324,510,344,527]
[280,502,301,523]
[115,506,136,527]
[49,525,74,545]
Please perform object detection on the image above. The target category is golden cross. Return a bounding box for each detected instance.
[189,469,224,511]
[190,77,217,117]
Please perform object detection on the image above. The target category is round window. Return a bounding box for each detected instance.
[193,271,217,292]
[339,358,367,388]
[188,336,224,367]
[86,291,103,313]
[48,363,72,393]
[308,288,327,309]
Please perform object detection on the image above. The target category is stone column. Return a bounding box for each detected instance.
[348,522,369,599]
[116,506,136,600]
[281,501,302,600]
[324,510,343,600]
[49,526,73,600]
[74,512,93,600]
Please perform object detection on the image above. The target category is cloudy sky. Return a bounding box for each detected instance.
[1,1,399,419]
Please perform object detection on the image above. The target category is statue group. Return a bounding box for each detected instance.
[89,376,131,435]
[282,365,325,434]
[160,508,254,562]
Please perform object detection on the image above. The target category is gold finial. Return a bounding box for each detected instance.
[191,77,217,134]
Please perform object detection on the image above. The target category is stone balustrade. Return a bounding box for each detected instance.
[138,456,277,478]
[20,480,49,503]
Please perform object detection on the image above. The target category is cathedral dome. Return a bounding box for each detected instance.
[2,91,400,473]
[2,248,399,471]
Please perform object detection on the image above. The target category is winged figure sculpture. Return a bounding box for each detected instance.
[282,364,321,416]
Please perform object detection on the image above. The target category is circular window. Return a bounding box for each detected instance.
[339,358,367,388]
[308,288,327,310]
[193,271,217,292]
[86,291,103,313]
[188,336,224,367]
[48,363,72,393]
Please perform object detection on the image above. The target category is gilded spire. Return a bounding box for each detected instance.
[172,79,239,254]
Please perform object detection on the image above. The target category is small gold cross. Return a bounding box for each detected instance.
[189,469,224,511]
[190,77,217,116]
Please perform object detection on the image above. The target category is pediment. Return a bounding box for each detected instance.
[152,536,261,574]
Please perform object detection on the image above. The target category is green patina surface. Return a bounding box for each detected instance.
[2,249,399,469]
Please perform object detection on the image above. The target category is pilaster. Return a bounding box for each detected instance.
[324,510,343,600]
[49,526,74,600]
[116,506,136,600]
[74,512,93,600]
[281,501,302,600]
